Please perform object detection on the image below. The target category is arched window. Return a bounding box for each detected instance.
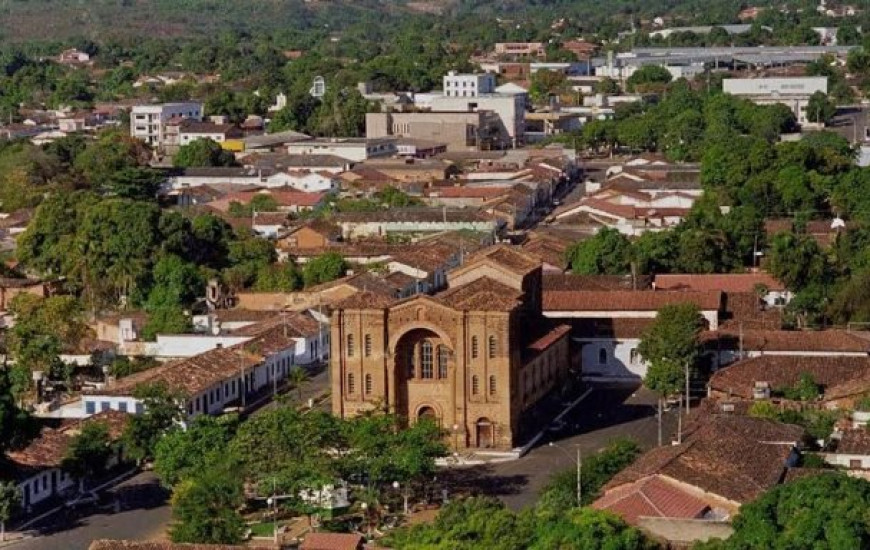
[437,346,449,379]
[364,374,372,395]
[489,375,497,396]
[347,334,355,357]
[598,347,607,365]
[488,336,496,359]
[347,373,356,394]
[421,341,434,379]
[471,336,479,359]
[364,334,372,357]
[472,375,480,395]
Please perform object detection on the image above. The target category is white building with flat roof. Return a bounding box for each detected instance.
[130,102,203,146]
[285,137,397,162]
[723,77,828,124]
[443,71,497,98]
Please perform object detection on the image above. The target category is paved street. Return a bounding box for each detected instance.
[440,384,680,510]
[14,472,170,550]
[12,371,331,550]
[11,382,673,547]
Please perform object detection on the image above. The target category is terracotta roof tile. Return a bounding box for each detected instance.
[542,290,722,312]
[703,330,870,354]
[708,355,870,401]
[607,415,803,504]
[300,532,364,550]
[542,273,651,291]
[437,276,523,311]
[655,273,785,293]
[593,475,711,524]
[836,429,870,455]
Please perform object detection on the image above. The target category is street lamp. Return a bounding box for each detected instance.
[360,502,372,538]
[549,442,581,506]
[392,481,409,515]
[266,496,277,543]
[452,423,460,452]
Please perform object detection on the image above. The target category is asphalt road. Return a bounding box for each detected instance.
[12,382,672,547]
[439,384,680,510]
[14,472,171,550]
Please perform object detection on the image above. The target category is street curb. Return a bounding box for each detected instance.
[516,388,593,458]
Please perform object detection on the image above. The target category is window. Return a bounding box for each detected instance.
[488,336,497,359]
[630,348,639,364]
[348,373,356,394]
[421,341,434,379]
[472,375,480,395]
[347,334,355,357]
[101,402,110,412]
[135,402,144,414]
[118,402,128,413]
[364,334,372,357]
[471,336,479,359]
[365,374,373,395]
[598,348,607,365]
[489,375,497,396]
[85,401,95,414]
[437,346,449,379]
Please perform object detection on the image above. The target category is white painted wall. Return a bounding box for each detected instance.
[577,337,647,379]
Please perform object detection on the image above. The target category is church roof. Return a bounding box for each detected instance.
[437,276,523,311]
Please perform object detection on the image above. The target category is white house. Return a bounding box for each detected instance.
[286,138,397,162]
[6,411,128,510]
[442,71,497,98]
[542,286,722,380]
[264,169,338,192]
[130,102,203,147]
[723,77,828,125]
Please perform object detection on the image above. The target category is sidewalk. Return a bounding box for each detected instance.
[435,388,594,467]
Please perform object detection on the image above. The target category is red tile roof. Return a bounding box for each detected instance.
[437,276,524,311]
[708,355,870,401]
[593,475,711,524]
[654,273,785,293]
[607,414,803,504]
[300,532,364,550]
[542,290,722,312]
[542,273,651,291]
[703,330,870,354]
[836,429,870,455]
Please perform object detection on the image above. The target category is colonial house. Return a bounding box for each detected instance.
[332,208,501,240]
[83,324,306,418]
[542,283,722,380]
[825,429,870,469]
[702,329,870,370]
[4,411,129,510]
[278,220,342,249]
[263,169,339,192]
[707,354,870,409]
[593,414,804,546]
[331,246,572,450]
[654,273,792,307]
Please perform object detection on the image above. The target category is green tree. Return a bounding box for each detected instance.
[103,167,163,200]
[566,228,631,275]
[154,415,237,487]
[530,507,654,550]
[173,139,237,168]
[529,69,568,103]
[638,303,704,445]
[289,366,308,400]
[593,78,620,95]
[0,481,19,542]
[806,91,836,125]
[169,464,245,545]
[141,307,191,341]
[699,474,870,550]
[767,232,829,292]
[537,439,640,511]
[146,254,204,310]
[0,367,31,451]
[780,372,821,402]
[302,252,348,287]
[122,383,184,462]
[61,422,113,494]
[626,65,672,92]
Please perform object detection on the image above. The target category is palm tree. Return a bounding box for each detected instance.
[289,366,308,401]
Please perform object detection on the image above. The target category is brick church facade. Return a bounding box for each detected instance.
[330,246,572,450]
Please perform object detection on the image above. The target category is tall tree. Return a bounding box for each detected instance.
[61,422,113,494]
[169,464,245,545]
[173,139,237,168]
[122,383,184,462]
[638,303,704,445]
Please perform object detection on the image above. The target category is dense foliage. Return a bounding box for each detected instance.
[697,474,870,550]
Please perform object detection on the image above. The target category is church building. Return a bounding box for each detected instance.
[330,245,572,450]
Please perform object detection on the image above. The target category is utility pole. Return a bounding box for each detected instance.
[657,397,663,446]
[576,446,582,506]
[685,361,691,415]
